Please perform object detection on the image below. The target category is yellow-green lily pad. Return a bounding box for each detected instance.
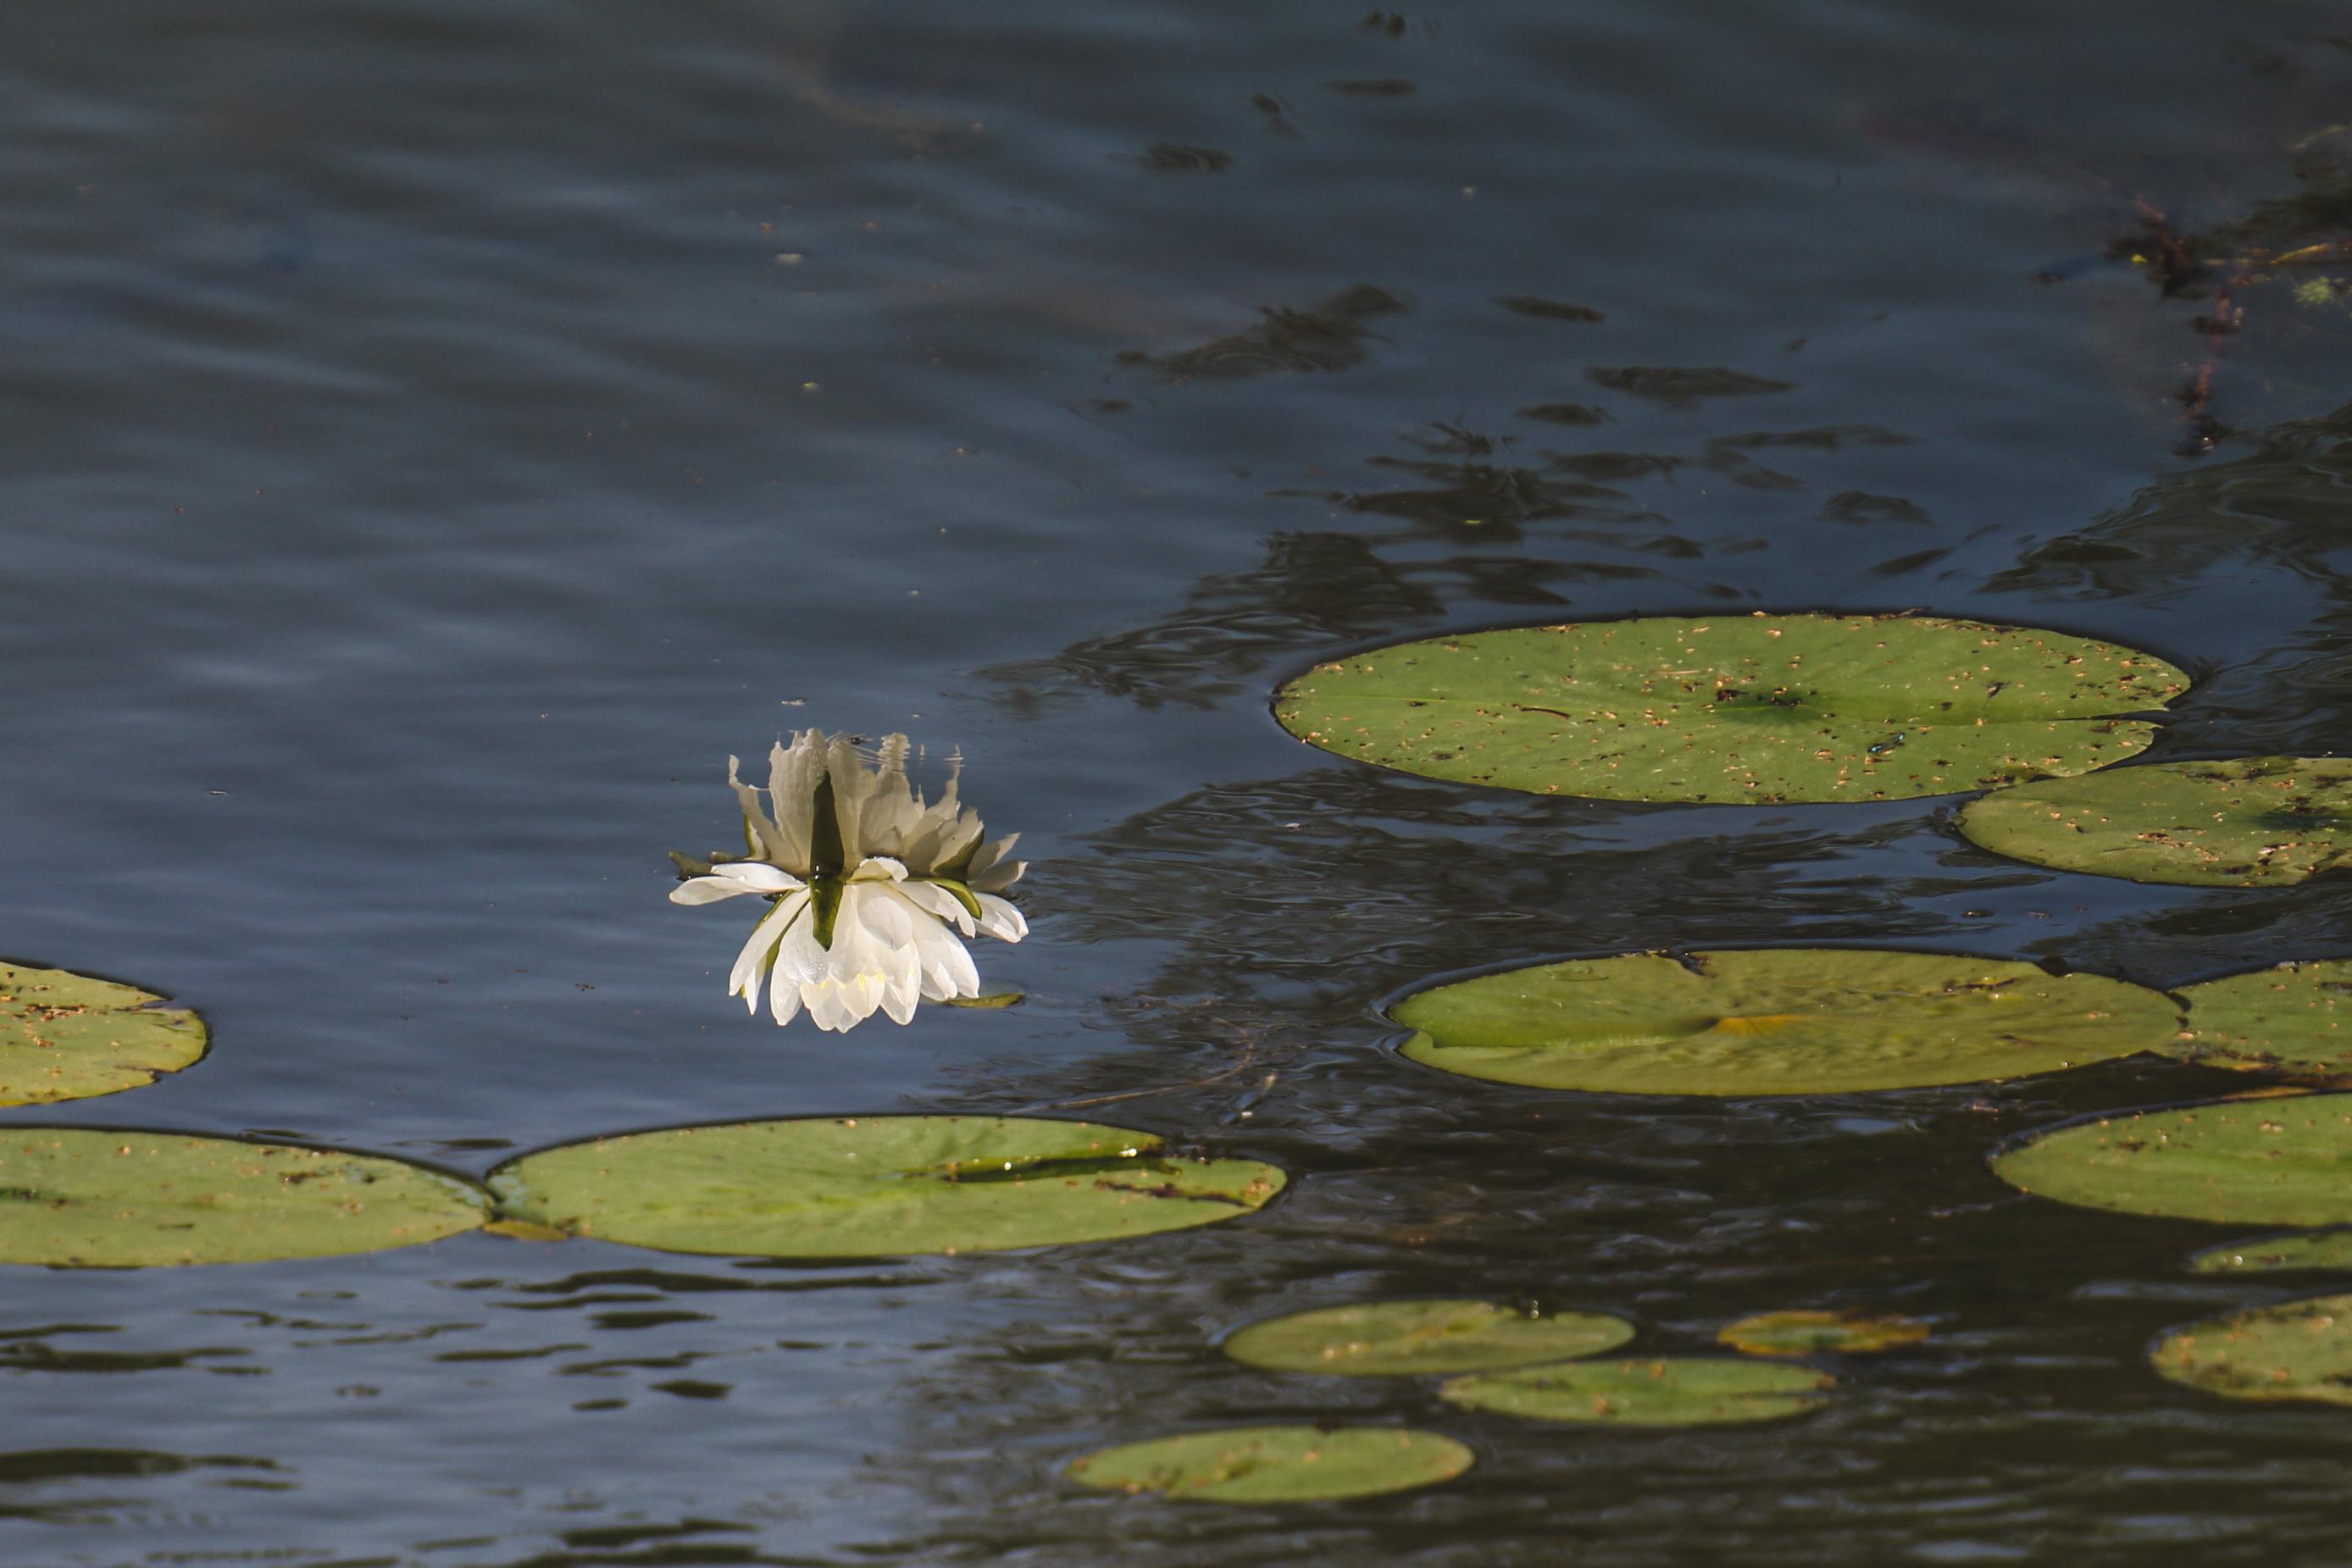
[0,963,207,1106]
[2170,961,2352,1074]
[1993,1094,2352,1227]
[0,1130,491,1267]
[2188,1229,2352,1274]
[1717,1310,1928,1355]
[486,1116,1286,1259]
[1223,1299,1634,1376]
[1064,1426,1473,1503]
[1273,614,2184,803]
[2152,1293,2352,1406]
[1439,1357,1833,1425]
[1393,949,2177,1095]
[1957,756,2352,887]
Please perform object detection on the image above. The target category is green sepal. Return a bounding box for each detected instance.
[669,850,714,879]
[809,778,845,877]
[809,877,845,950]
[929,878,985,923]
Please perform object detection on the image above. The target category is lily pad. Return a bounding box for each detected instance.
[1993,1094,2352,1226]
[2188,1229,2352,1275]
[1439,1357,1833,1426]
[1064,1426,1473,1503]
[1393,949,2177,1096]
[486,1116,1286,1259]
[1717,1310,1928,1355]
[2152,1294,2352,1406]
[1223,1299,1634,1376]
[0,963,207,1106]
[1956,756,2352,887]
[2170,961,2352,1074]
[1273,615,2185,804]
[0,1130,491,1267]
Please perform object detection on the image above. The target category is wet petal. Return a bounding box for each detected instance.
[975,893,1029,944]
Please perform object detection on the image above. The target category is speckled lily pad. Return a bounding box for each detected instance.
[2169,961,2352,1074]
[1223,1299,1634,1376]
[1393,949,2177,1095]
[1957,756,2352,887]
[1718,1310,1928,1355]
[1064,1426,1473,1503]
[0,1129,491,1267]
[1439,1357,1833,1426]
[487,1116,1286,1259]
[0,962,207,1106]
[1994,1094,2352,1227]
[1274,615,2184,803]
[2152,1294,2352,1406]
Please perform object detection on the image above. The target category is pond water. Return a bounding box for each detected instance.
[7,0,2352,1560]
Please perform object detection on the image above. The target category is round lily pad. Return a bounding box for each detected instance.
[2152,1294,2352,1406]
[0,1130,491,1267]
[1439,1357,1833,1426]
[1064,1426,1473,1504]
[1993,1094,2352,1227]
[1957,756,2352,887]
[0,963,206,1106]
[486,1116,1287,1259]
[1717,1310,1928,1355]
[1273,615,2184,804]
[2188,1229,2352,1275]
[2170,961,2352,1074]
[1393,949,2177,1096]
[1223,1299,1634,1376]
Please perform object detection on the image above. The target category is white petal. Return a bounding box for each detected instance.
[728,893,804,1008]
[893,879,977,936]
[671,876,760,906]
[767,958,803,1027]
[900,900,980,1000]
[710,862,804,893]
[974,893,1028,943]
[849,856,908,884]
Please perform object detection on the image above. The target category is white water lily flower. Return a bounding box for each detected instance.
[668,731,1026,1030]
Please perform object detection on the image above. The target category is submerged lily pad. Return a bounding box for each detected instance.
[2170,961,2352,1074]
[2152,1294,2352,1406]
[1223,1299,1634,1376]
[0,1130,490,1267]
[487,1116,1285,1259]
[1993,1094,2352,1226]
[1957,756,2352,886]
[2188,1229,2352,1275]
[1393,949,2177,1096]
[1439,1357,1832,1426]
[1717,1310,1928,1356]
[1273,615,2184,804]
[1064,1426,1473,1503]
[0,963,207,1106]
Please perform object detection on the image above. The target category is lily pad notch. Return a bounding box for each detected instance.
[1275,613,2188,804]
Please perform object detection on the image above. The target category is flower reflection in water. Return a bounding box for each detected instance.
[670,731,1027,1030]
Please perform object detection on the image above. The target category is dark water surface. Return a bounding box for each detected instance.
[7,0,2352,1561]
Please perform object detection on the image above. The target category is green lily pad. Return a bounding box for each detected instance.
[1439,1357,1833,1426]
[1393,949,2177,1096]
[2152,1294,2352,1406]
[0,963,207,1106]
[486,1116,1286,1259]
[2169,961,2352,1074]
[2188,1229,2352,1274]
[1223,1299,1634,1376]
[1273,615,2185,804]
[1993,1094,2352,1226]
[1956,756,2352,887]
[0,1130,491,1267]
[1718,1310,1929,1355]
[1064,1426,1473,1503]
